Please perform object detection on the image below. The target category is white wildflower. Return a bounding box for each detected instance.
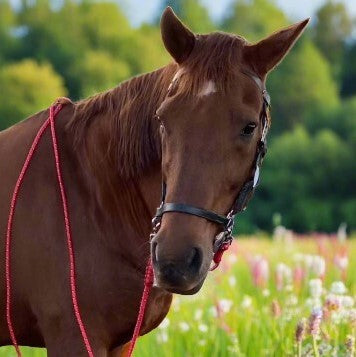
[241,295,252,309]
[178,322,190,332]
[156,331,168,343]
[330,281,347,295]
[218,299,233,314]
[309,279,323,298]
[198,324,208,333]
[209,306,218,318]
[286,294,298,306]
[194,309,203,320]
[310,255,325,277]
[262,289,270,297]
[341,296,354,309]
[306,297,322,310]
[228,276,236,287]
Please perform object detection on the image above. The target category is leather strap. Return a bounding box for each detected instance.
[156,203,231,227]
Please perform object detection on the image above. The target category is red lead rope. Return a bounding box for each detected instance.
[5,101,230,357]
[6,103,94,357]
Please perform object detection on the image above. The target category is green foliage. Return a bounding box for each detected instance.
[71,50,131,97]
[268,39,339,133]
[223,0,288,42]
[160,0,214,32]
[247,126,356,232]
[312,1,353,78]
[0,0,19,63]
[341,43,356,97]
[0,59,66,129]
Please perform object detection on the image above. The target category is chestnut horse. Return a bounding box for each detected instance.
[0,7,308,356]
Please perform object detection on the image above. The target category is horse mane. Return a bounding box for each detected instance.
[68,32,247,177]
[66,32,249,237]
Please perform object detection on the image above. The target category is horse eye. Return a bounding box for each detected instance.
[241,123,257,136]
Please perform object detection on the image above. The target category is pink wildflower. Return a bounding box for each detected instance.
[308,307,323,336]
[251,255,269,287]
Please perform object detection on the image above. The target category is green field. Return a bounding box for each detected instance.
[1,236,355,356]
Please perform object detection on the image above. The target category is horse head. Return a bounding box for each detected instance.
[151,7,309,294]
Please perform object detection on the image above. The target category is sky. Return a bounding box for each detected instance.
[9,0,356,26]
[118,0,356,26]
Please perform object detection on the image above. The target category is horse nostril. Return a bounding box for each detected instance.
[187,247,203,274]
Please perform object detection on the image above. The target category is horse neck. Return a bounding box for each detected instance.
[68,64,176,253]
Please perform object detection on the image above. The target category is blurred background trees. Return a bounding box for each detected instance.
[0,0,355,234]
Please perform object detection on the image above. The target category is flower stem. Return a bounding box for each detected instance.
[312,336,320,357]
[297,341,302,357]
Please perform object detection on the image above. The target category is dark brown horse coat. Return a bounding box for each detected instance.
[0,7,308,356]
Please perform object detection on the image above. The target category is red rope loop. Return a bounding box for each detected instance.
[5,103,94,357]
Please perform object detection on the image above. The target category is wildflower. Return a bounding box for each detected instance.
[209,306,218,318]
[310,255,325,278]
[325,294,341,311]
[262,288,270,297]
[194,309,203,320]
[275,263,292,290]
[345,335,355,357]
[341,296,354,309]
[308,307,323,336]
[293,265,305,288]
[178,322,190,332]
[306,297,322,310]
[295,318,306,343]
[228,276,236,287]
[271,299,281,318]
[198,324,208,333]
[348,309,356,328]
[309,279,323,298]
[334,254,348,271]
[286,294,298,306]
[156,331,168,343]
[241,295,252,309]
[217,299,233,314]
[337,222,347,242]
[330,281,347,295]
[251,255,269,287]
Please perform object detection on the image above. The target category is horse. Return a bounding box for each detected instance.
[0,7,308,356]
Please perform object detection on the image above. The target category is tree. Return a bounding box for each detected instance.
[341,42,356,97]
[72,50,131,97]
[241,126,356,233]
[158,0,214,32]
[313,1,353,78]
[0,59,66,129]
[0,0,18,63]
[267,39,339,134]
[222,0,288,42]
[17,1,89,98]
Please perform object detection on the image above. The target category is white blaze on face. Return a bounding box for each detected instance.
[198,80,217,97]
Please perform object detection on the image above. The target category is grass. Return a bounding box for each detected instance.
[1,235,355,356]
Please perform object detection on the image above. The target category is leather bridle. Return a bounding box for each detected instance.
[151,70,271,269]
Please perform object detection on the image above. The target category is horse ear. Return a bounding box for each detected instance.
[160,7,195,64]
[244,19,310,77]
